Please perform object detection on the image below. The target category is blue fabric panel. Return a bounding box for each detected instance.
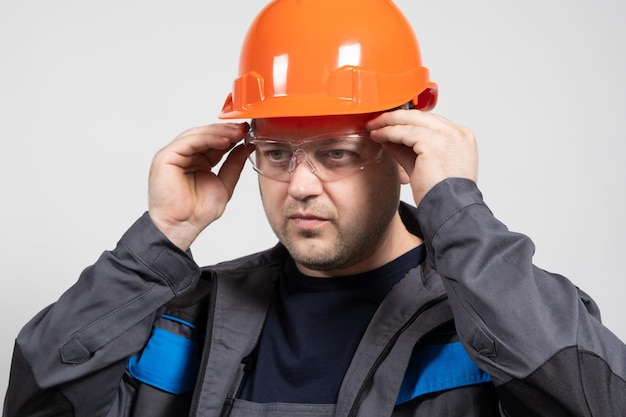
[396,341,492,404]
[128,327,200,395]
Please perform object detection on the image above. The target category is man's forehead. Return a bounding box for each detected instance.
[253,113,375,138]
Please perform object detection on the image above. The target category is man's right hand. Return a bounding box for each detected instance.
[147,122,250,251]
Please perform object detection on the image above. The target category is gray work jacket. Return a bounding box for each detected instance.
[5,179,626,416]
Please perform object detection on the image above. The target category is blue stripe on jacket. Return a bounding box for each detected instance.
[396,341,492,404]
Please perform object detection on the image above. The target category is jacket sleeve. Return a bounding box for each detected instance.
[3,213,202,417]
[417,178,626,417]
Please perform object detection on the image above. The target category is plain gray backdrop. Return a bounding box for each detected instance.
[1,0,625,397]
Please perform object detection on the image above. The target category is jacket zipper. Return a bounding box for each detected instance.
[346,294,449,417]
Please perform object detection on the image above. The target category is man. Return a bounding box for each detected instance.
[4,0,626,416]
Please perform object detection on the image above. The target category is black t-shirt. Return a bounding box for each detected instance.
[238,245,426,403]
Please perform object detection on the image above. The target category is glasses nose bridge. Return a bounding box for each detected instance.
[288,147,317,174]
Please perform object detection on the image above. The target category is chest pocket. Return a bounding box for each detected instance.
[396,341,492,405]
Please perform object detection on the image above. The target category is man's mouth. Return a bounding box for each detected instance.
[288,212,328,230]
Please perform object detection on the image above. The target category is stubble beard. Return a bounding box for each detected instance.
[274,208,396,273]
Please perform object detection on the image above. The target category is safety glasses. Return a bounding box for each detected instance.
[245,129,384,182]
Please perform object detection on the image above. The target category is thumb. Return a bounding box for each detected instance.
[382,143,417,176]
[218,144,249,200]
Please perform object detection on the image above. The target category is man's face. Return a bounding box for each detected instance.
[253,113,406,277]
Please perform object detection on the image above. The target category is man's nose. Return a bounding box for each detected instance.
[287,151,324,200]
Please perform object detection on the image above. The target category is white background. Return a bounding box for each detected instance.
[1,0,625,398]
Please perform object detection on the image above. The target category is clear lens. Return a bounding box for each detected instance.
[245,131,384,182]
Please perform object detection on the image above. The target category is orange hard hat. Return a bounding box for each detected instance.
[219,0,437,119]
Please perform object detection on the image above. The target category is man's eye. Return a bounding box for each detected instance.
[321,149,360,163]
[326,150,350,160]
[264,149,292,162]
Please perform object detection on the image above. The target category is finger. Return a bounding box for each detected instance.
[217,144,249,199]
[173,122,249,156]
[369,124,432,154]
[381,142,416,175]
[160,123,249,169]
[176,122,249,143]
[366,109,446,131]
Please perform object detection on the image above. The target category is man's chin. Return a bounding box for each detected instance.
[285,241,340,272]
